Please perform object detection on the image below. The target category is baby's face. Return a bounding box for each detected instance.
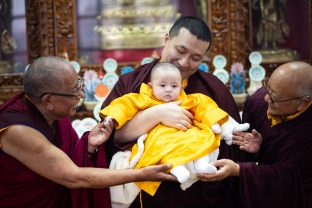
[150,71,182,102]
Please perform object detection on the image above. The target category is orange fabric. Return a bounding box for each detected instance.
[100,83,228,196]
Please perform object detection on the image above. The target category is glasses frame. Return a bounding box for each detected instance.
[39,76,83,99]
[262,78,307,104]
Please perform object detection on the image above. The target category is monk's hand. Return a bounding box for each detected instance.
[232,129,262,153]
[197,159,239,182]
[88,117,115,153]
[157,101,193,131]
[139,164,177,182]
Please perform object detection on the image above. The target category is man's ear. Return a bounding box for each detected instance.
[296,97,311,112]
[148,82,153,88]
[42,95,54,110]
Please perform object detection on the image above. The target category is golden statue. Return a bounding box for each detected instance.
[256,0,289,49]
[253,0,298,63]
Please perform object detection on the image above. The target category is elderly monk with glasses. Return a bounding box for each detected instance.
[0,56,175,208]
[198,61,312,208]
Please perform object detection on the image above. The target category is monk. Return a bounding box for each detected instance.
[102,16,245,208]
[200,61,312,208]
[0,56,175,208]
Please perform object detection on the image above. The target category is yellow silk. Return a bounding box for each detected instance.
[100,83,228,196]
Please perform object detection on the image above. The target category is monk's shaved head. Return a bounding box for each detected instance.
[270,61,312,98]
[23,56,75,98]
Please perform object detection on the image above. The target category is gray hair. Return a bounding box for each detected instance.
[23,56,72,98]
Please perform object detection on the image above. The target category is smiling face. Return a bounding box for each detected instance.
[160,28,210,80]
[53,71,84,117]
[264,76,303,116]
[149,63,182,103]
[264,62,312,117]
[36,62,85,122]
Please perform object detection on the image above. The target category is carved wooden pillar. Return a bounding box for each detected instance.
[207,0,252,69]
[0,74,23,105]
[25,0,77,63]
[54,0,78,60]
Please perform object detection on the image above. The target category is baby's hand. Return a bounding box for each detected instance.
[88,116,115,152]
[221,117,250,145]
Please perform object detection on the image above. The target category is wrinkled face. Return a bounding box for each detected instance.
[46,67,85,118]
[150,70,182,102]
[263,77,304,117]
[160,28,210,80]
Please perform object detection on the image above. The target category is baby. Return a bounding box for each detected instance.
[100,62,249,196]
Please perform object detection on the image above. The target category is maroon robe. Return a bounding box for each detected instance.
[102,60,242,208]
[239,87,312,208]
[0,93,111,208]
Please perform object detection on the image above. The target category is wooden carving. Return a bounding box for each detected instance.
[0,0,79,103]
[25,0,55,62]
[26,0,78,63]
[54,0,78,61]
[208,0,252,69]
[0,73,23,104]
[25,0,41,61]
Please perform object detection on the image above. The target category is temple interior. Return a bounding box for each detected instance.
[0,0,311,119]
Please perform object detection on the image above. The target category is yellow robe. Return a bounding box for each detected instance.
[99,83,228,196]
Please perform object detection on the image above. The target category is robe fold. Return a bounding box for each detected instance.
[0,93,111,208]
[101,83,228,196]
[240,87,312,208]
[102,60,242,208]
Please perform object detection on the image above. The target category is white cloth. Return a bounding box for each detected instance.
[221,116,250,145]
[109,134,147,208]
[180,117,249,190]
[180,148,219,190]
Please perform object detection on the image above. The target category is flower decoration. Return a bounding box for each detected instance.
[230,62,246,94]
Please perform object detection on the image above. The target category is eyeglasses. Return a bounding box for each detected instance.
[39,76,84,99]
[262,78,308,104]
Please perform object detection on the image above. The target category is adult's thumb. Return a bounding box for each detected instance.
[251,129,261,137]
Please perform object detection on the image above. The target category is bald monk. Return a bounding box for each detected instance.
[200,61,312,208]
[0,56,175,208]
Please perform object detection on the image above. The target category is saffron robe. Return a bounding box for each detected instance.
[239,87,312,208]
[0,93,111,208]
[100,83,228,196]
[102,59,242,208]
